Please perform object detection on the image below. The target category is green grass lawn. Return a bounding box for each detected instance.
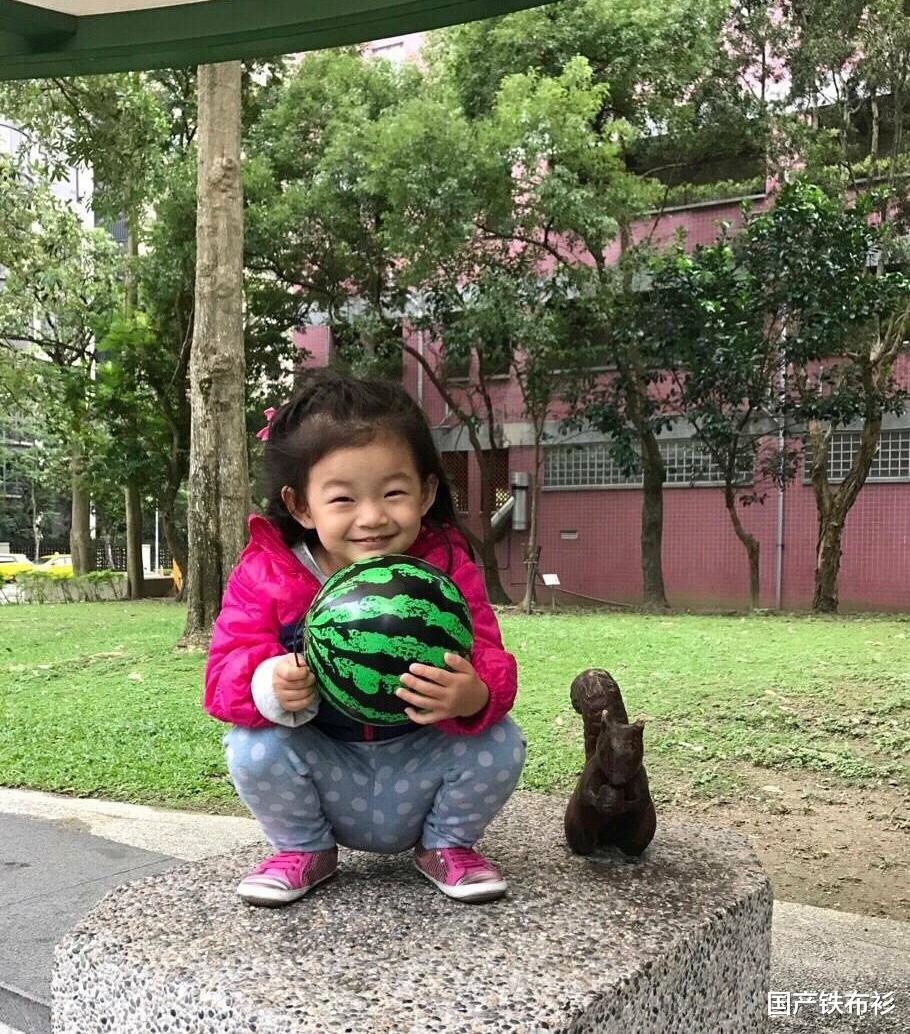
[1,601,908,812]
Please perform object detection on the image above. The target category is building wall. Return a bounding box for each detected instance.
[296,325,332,368]
[481,445,910,613]
[362,34,425,64]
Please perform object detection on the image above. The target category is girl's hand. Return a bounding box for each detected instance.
[273,653,318,713]
[396,652,490,725]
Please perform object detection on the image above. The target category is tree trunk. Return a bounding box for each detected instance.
[453,443,511,606]
[125,217,139,313]
[70,441,94,575]
[124,482,144,600]
[161,502,188,603]
[161,361,190,601]
[724,482,760,610]
[29,481,42,562]
[475,450,511,604]
[809,414,882,615]
[122,216,148,594]
[616,220,669,611]
[475,527,511,605]
[160,433,188,603]
[102,531,115,570]
[639,428,669,609]
[813,508,844,614]
[183,61,250,645]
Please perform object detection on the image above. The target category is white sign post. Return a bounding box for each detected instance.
[542,573,560,613]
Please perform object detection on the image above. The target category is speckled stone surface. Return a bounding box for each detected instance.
[52,791,772,1033]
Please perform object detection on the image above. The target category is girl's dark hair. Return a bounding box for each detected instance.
[263,369,471,569]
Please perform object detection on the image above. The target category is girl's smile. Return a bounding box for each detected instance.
[282,433,438,576]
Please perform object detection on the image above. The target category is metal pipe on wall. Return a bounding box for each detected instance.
[775,470,785,610]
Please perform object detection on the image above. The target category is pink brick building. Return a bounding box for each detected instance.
[295,127,910,614]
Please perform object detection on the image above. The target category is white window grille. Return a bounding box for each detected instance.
[544,442,639,488]
[661,439,749,484]
[804,429,910,482]
[544,439,752,488]
[828,431,860,481]
[873,430,910,479]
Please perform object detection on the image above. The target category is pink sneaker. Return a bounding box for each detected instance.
[413,844,507,903]
[237,848,337,907]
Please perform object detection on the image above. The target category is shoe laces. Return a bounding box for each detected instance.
[255,851,309,876]
[443,847,491,875]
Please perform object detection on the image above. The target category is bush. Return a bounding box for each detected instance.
[16,570,58,603]
[76,570,127,602]
[16,569,127,603]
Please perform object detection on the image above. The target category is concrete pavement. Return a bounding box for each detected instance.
[0,787,261,861]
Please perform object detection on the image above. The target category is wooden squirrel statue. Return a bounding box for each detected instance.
[564,668,657,857]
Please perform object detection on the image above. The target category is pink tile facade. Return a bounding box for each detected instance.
[295,325,332,367]
[494,449,909,611]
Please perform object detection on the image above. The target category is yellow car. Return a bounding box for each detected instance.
[0,552,34,581]
[36,553,74,578]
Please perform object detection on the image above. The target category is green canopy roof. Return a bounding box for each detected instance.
[0,0,550,80]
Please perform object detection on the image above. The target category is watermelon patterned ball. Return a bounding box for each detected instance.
[302,554,474,726]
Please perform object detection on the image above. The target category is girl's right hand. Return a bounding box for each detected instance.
[272,653,318,713]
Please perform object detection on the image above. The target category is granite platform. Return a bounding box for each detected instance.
[52,792,772,1033]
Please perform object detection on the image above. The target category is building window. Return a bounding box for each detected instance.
[827,432,859,481]
[441,328,512,383]
[441,450,469,512]
[544,442,640,488]
[442,342,470,381]
[875,429,910,479]
[662,439,750,484]
[804,429,910,482]
[477,331,512,378]
[483,448,510,509]
[544,438,752,488]
[565,301,613,370]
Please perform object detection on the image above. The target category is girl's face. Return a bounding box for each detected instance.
[283,433,438,576]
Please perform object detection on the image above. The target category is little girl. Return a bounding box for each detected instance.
[205,369,526,908]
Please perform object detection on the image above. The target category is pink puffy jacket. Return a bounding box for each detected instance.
[204,515,518,737]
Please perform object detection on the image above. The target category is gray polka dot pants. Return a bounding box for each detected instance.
[224,717,527,854]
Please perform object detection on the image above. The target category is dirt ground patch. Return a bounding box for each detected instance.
[671,765,910,921]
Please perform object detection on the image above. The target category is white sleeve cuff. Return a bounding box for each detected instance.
[251,655,319,727]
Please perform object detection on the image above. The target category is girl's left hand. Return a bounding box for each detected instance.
[396,652,490,724]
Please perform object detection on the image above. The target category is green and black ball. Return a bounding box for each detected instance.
[301,554,474,726]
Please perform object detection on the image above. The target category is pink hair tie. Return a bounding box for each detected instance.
[256,407,276,441]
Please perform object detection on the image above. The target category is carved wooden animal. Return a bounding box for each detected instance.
[569,668,629,755]
[564,669,657,857]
